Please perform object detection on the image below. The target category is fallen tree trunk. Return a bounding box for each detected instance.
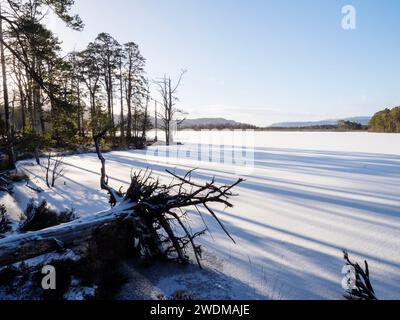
[0,202,133,267]
[0,131,243,268]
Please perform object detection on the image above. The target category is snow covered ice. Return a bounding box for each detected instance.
[4,131,400,300]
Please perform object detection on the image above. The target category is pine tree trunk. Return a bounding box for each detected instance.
[17,76,26,134]
[126,81,132,142]
[0,7,16,169]
[119,61,124,141]
[77,84,82,137]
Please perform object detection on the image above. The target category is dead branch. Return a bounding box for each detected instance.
[343,250,378,300]
[114,167,243,267]
[94,129,123,206]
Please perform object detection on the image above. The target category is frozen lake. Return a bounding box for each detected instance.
[9,131,400,299]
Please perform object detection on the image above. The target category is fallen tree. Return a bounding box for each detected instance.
[0,131,243,268]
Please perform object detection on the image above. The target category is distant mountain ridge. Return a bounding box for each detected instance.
[147,116,372,129]
[270,116,371,128]
[150,117,240,125]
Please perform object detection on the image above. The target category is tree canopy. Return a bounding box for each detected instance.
[369,107,400,133]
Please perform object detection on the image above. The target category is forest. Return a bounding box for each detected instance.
[0,0,187,172]
[368,106,400,133]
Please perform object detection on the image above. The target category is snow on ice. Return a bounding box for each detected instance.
[2,131,400,300]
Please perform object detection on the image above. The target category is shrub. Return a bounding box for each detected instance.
[130,137,146,149]
[8,171,29,182]
[19,200,77,232]
[0,265,20,286]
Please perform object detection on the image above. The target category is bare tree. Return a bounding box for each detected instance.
[44,153,65,188]
[154,70,187,146]
[51,155,65,187]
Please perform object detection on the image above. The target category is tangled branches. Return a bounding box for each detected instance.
[126,169,243,267]
[94,130,243,267]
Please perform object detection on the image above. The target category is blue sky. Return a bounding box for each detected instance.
[49,0,400,126]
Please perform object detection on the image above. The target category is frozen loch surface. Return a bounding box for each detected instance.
[6,131,400,300]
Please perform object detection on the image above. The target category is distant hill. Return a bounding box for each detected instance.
[270,116,371,128]
[179,118,241,128]
[150,117,255,129]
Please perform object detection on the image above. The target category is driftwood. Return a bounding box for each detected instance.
[0,132,243,268]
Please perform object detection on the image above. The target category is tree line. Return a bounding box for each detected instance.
[0,0,185,170]
[368,106,400,133]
